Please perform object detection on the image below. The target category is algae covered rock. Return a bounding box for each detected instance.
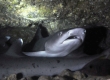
[0,0,110,30]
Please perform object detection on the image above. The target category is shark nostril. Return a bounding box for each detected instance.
[68,31,72,36]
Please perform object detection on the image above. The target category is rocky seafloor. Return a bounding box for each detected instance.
[1,70,110,80]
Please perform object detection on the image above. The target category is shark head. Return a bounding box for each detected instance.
[45,28,86,56]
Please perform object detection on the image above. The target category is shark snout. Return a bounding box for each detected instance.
[68,28,86,41]
[68,28,86,36]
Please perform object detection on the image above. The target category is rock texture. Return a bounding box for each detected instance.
[1,70,110,80]
[0,0,110,40]
[0,0,110,31]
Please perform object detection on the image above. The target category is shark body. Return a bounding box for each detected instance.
[23,25,86,57]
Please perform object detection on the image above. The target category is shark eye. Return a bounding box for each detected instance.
[58,31,62,36]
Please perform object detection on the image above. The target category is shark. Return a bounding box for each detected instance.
[22,25,86,57]
[0,36,109,79]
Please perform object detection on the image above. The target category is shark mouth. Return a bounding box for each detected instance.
[61,35,82,44]
[65,36,79,40]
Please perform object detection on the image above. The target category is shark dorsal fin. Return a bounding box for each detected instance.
[22,24,49,52]
[32,24,49,41]
[39,24,49,38]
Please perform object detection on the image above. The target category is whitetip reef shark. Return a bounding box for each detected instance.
[22,25,86,57]
[0,37,109,79]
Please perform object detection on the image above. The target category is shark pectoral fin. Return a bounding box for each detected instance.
[23,51,46,57]
[4,38,24,57]
[23,51,59,57]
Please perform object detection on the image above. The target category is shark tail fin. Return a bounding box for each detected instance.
[5,38,23,57]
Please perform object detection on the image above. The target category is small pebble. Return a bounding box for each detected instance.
[38,76,52,80]
[72,71,86,80]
